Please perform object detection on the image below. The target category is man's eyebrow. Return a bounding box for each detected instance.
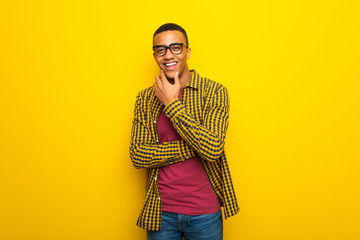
[153,42,183,47]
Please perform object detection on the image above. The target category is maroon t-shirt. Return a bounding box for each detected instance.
[157,88,220,215]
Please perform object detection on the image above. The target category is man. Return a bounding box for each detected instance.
[130,23,239,240]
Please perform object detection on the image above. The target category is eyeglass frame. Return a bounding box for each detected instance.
[152,42,188,56]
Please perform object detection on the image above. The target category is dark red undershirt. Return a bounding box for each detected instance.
[157,88,220,215]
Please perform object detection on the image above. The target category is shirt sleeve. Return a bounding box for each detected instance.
[129,92,195,169]
[163,85,229,162]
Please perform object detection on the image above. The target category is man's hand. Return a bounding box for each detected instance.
[154,70,181,106]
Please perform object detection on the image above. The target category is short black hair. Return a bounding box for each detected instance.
[153,23,189,46]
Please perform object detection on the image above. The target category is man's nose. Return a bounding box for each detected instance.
[164,48,175,59]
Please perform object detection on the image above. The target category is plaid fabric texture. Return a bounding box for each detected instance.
[130,69,239,231]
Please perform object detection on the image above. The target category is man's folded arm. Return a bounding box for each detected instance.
[129,93,195,169]
[163,86,230,163]
[130,139,195,169]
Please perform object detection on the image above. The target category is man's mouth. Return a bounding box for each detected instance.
[164,62,178,69]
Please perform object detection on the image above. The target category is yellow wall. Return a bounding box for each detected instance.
[1,0,359,239]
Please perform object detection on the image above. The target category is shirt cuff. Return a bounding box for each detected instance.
[178,139,195,160]
[163,99,184,119]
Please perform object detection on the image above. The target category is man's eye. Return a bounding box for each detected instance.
[172,46,181,51]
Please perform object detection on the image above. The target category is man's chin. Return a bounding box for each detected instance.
[164,71,176,80]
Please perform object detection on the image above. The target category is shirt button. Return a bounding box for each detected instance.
[158,197,161,200]
[154,120,157,124]
[160,103,163,106]
[170,162,173,164]
[166,115,169,118]
[154,177,157,180]
[156,139,159,143]
[177,130,179,133]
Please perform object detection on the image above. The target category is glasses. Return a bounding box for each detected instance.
[153,43,188,56]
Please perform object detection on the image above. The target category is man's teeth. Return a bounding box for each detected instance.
[165,63,177,67]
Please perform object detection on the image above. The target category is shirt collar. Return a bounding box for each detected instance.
[185,69,200,89]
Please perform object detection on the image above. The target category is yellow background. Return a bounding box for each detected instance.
[1,0,359,239]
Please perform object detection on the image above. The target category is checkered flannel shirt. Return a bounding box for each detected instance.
[130,69,239,231]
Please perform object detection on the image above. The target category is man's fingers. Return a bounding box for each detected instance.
[155,76,162,87]
[160,69,168,81]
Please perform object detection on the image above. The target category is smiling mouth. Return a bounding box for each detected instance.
[164,62,178,67]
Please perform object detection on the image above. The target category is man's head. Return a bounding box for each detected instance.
[153,23,189,46]
[153,23,191,81]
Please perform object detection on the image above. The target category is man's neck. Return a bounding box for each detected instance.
[179,69,192,88]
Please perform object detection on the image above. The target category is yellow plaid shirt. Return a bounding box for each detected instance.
[130,69,239,231]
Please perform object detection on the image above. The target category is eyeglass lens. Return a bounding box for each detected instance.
[155,44,183,56]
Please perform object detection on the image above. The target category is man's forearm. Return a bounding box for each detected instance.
[163,97,229,163]
[130,139,195,169]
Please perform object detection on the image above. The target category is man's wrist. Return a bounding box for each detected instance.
[163,98,183,119]
[164,98,179,107]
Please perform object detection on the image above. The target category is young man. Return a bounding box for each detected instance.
[130,23,239,240]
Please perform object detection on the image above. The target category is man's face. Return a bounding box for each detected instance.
[153,30,191,80]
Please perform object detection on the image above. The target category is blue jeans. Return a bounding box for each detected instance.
[147,210,223,240]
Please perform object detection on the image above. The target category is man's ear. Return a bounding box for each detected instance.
[186,47,191,59]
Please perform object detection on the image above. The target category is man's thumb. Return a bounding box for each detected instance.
[174,72,180,83]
